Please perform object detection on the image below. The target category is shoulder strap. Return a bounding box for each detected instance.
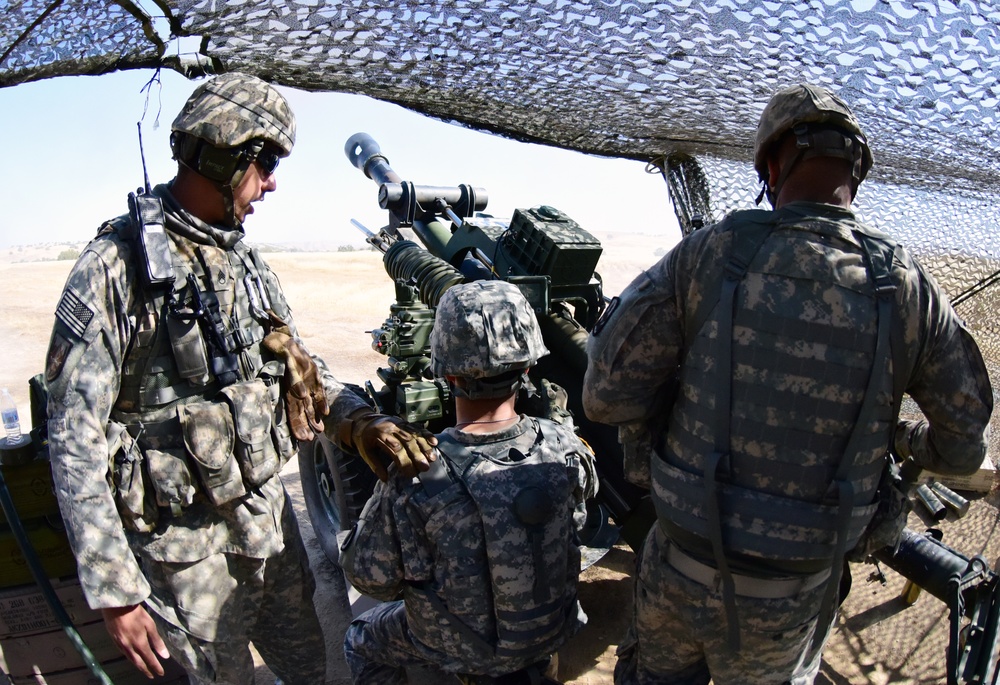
[703,213,777,651]
[686,211,775,339]
[417,432,481,497]
[812,230,899,649]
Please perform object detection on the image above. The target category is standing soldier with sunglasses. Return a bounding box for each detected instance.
[43,72,437,684]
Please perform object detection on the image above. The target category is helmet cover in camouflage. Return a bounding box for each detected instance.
[171,73,296,156]
[753,83,873,183]
[430,280,549,380]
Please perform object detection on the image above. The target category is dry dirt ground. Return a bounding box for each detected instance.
[2,238,999,684]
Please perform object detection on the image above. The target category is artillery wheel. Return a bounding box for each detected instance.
[298,416,378,567]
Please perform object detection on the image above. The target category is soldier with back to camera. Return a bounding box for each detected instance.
[44,72,436,684]
[583,83,993,684]
[340,280,599,685]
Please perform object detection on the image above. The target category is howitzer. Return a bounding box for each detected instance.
[298,132,651,567]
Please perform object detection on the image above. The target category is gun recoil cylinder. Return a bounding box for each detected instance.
[383,240,466,306]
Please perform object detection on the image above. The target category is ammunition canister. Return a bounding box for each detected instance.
[915,483,947,521]
[929,481,971,518]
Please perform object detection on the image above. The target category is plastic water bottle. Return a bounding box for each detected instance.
[1,388,21,445]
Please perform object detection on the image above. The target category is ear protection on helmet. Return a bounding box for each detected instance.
[170,132,265,185]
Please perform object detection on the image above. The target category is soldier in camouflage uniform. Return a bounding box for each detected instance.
[583,83,994,684]
[340,280,598,684]
[44,72,436,684]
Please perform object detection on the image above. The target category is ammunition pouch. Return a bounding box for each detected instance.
[221,379,280,486]
[113,376,289,516]
[107,420,159,532]
[179,400,246,506]
[146,446,197,512]
[260,360,297,462]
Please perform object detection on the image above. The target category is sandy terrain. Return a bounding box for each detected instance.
[2,237,998,684]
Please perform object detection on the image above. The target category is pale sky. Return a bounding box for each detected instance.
[0,68,681,251]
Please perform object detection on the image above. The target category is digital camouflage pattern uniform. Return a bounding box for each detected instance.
[341,280,598,684]
[45,74,370,684]
[340,416,597,683]
[585,161,992,685]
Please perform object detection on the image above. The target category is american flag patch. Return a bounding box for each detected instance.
[55,288,94,339]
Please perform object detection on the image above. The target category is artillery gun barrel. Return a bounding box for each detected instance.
[345,132,488,223]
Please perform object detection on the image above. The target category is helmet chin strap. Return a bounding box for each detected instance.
[217,152,256,228]
[172,133,259,227]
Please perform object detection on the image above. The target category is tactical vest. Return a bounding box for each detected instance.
[102,211,296,529]
[414,420,582,664]
[652,207,902,647]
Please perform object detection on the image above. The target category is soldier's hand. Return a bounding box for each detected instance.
[351,414,437,481]
[263,327,330,441]
[101,604,170,679]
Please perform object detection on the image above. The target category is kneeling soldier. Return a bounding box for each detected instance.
[342,280,599,684]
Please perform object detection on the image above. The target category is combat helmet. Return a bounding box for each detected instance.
[753,83,873,206]
[170,72,296,225]
[430,280,549,400]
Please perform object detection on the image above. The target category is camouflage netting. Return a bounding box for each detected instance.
[3,0,999,377]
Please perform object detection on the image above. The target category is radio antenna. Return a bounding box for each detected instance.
[136,122,152,193]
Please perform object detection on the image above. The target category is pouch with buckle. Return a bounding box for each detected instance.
[107,421,159,532]
[259,360,297,462]
[221,379,280,486]
[179,400,245,506]
[146,446,197,511]
[847,458,911,562]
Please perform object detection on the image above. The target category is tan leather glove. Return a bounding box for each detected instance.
[341,410,437,481]
[263,323,329,441]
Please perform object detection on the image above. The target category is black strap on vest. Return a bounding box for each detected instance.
[810,232,899,646]
[418,432,482,496]
[705,217,776,650]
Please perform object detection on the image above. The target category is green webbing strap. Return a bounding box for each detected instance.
[416,451,453,497]
[705,450,739,649]
[417,432,484,498]
[413,435,494,657]
[812,232,898,647]
[704,218,776,651]
[0,468,114,685]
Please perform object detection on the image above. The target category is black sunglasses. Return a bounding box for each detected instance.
[254,147,281,176]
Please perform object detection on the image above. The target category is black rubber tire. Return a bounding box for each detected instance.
[298,433,378,567]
